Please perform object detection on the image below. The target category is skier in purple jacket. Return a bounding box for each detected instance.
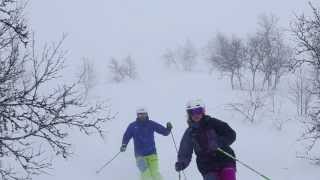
[120,107,172,180]
[175,99,237,180]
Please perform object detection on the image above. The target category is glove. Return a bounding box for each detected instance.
[120,144,127,152]
[166,122,173,130]
[175,161,186,172]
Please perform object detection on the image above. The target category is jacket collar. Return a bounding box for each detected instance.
[189,115,211,129]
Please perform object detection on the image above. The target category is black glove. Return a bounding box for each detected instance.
[120,144,127,152]
[175,161,186,172]
[166,122,173,130]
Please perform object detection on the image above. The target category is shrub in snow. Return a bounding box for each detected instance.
[108,55,138,83]
[162,39,198,72]
[77,58,97,97]
[227,90,266,123]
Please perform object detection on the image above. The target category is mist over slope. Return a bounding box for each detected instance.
[32,67,319,180]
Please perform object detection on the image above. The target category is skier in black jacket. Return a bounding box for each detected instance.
[175,99,237,180]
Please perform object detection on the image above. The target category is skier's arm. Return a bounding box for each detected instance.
[121,124,133,146]
[151,121,171,136]
[214,119,236,147]
[177,129,193,169]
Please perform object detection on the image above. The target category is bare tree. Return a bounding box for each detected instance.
[267,93,290,131]
[108,55,137,83]
[288,68,313,116]
[162,40,198,72]
[245,35,265,90]
[108,57,125,83]
[291,3,320,70]
[123,55,138,79]
[178,40,198,72]
[300,108,320,164]
[227,91,265,123]
[78,58,97,97]
[162,48,179,69]
[247,14,291,90]
[0,1,113,180]
[206,33,245,89]
[291,2,320,162]
[0,0,28,47]
[0,38,112,180]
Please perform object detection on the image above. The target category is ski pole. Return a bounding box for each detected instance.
[96,151,121,174]
[170,131,187,180]
[217,148,271,180]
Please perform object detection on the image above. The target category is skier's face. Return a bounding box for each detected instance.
[137,113,148,121]
[191,113,203,122]
[188,107,204,122]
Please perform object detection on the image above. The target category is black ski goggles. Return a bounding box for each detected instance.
[137,112,148,117]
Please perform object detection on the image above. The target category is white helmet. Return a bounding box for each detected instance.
[136,107,148,114]
[185,99,205,110]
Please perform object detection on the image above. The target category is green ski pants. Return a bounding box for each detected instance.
[135,154,163,180]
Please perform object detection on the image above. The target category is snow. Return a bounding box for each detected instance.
[32,68,319,180]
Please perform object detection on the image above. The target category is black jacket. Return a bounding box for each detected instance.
[177,115,236,175]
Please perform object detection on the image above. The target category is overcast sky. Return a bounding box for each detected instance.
[27,0,314,69]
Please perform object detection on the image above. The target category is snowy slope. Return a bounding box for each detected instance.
[33,68,319,180]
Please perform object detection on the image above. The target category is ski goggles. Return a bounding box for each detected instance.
[187,107,204,115]
[137,112,148,117]
[137,113,149,121]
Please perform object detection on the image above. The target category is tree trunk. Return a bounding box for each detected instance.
[236,70,243,90]
[230,72,235,89]
[252,70,257,91]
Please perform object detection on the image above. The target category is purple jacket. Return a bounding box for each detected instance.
[177,115,236,175]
